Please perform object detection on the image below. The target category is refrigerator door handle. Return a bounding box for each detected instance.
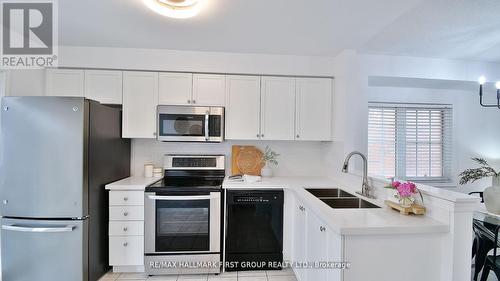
[2,224,76,233]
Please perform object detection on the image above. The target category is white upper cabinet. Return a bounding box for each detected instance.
[45,69,84,97]
[225,75,261,140]
[158,72,193,105]
[295,78,333,141]
[192,74,226,106]
[84,70,123,104]
[122,71,159,139]
[260,77,295,140]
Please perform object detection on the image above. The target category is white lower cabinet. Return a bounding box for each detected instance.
[109,221,144,236]
[109,236,144,266]
[109,206,144,221]
[293,200,308,281]
[108,190,144,272]
[292,196,343,281]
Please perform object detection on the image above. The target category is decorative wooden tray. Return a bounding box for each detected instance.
[231,145,264,176]
[384,200,426,215]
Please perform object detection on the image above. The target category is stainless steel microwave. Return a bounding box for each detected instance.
[157,105,224,142]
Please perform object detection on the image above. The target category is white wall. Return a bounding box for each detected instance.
[131,139,328,177]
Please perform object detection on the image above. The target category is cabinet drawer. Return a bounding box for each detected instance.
[109,236,144,266]
[109,191,144,206]
[109,206,144,221]
[109,221,144,236]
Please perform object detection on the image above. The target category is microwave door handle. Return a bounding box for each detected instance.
[205,110,210,141]
[147,195,213,201]
[2,224,76,233]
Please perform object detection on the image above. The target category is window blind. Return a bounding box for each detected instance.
[368,103,453,183]
[368,107,396,178]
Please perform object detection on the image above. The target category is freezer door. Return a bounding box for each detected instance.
[1,218,88,281]
[0,97,87,218]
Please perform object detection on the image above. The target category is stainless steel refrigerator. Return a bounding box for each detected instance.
[0,97,131,281]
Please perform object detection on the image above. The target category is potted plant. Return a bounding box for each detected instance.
[385,180,422,207]
[459,157,500,214]
[261,146,279,177]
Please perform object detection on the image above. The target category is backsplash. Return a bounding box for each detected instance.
[131,139,328,177]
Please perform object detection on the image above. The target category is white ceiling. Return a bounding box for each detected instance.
[58,0,500,62]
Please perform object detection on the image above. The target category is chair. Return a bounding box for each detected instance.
[480,225,500,281]
[469,192,485,203]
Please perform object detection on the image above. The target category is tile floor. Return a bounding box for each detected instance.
[99,269,297,281]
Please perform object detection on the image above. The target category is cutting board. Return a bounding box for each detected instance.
[231,145,264,176]
[384,200,426,215]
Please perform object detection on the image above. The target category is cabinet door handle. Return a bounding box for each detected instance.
[123,197,128,202]
[261,134,264,138]
[123,227,128,232]
[123,242,128,247]
[123,212,128,217]
[296,134,300,138]
[192,100,196,104]
[320,226,326,232]
[187,100,191,104]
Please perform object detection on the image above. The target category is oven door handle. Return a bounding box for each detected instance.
[204,110,210,141]
[147,195,215,201]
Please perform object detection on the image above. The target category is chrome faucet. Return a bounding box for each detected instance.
[341,151,375,199]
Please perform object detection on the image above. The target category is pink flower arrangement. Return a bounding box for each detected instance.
[391,181,417,198]
[386,180,423,207]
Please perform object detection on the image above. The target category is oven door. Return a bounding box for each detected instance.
[157,106,224,142]
[144,192,221,254]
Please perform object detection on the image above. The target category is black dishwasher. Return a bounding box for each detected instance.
[225,189,284,271]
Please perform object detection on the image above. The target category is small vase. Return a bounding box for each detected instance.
[261,163,273,177]
[399,197,413,208]
[484,175,500,214]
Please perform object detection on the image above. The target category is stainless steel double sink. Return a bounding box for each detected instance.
[306,188,380,209]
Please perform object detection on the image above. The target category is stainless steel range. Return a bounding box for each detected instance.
[144,155,225,276]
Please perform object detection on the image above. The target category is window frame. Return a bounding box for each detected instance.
[368,102,453,183]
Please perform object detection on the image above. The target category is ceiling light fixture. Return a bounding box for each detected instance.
[143,0,206,19]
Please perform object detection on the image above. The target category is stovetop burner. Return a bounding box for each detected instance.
[145,155,225,193]
[146,176,223,192]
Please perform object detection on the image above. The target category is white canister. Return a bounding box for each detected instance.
[153,167,163,178]
[144,163,154,178]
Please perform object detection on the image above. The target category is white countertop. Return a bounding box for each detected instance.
[105,176,161,190]
[223,176,450,235]
[105,175,469,235]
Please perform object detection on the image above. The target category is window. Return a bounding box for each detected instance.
[368,103,452,183]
